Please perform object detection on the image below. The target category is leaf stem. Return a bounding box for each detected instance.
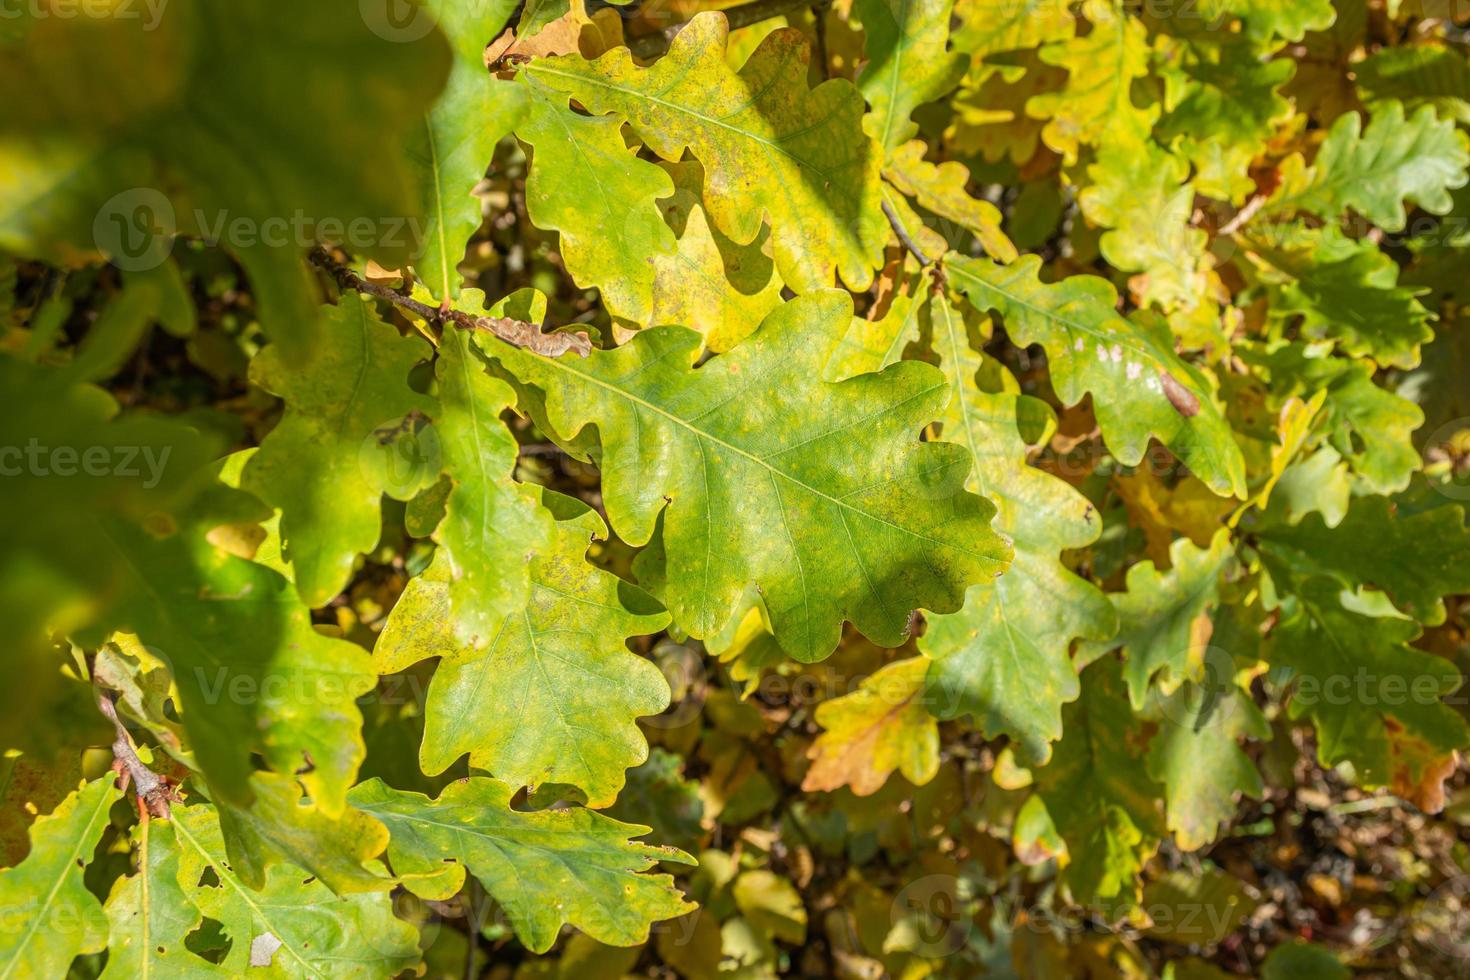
[307,248,591,358]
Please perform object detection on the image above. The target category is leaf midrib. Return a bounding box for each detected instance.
[946,259,1166,369]
[523,342,1000,561]
[171,816,325,979]
[0,783,114,980]
[525,65,855,195]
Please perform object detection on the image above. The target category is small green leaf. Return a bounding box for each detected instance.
[1266,100,1470,232]
[0,778,121,977]
[920,291,1116,764]
[855,0,967,153]
[411,1,526,300]
[516,77,676,324]
[946,254,1248,498]
[1259,493,1470,625]
[1086,531,1234,710]
[1269,577,1469,811]
[524,12,887,292]
[350,777,695,954]
[243,298,435,606]
[1246,343,1424,495]
[1243,224,1434,370]
[1147,682,1267,850]
[1033,657,1164,905]
[171,801,420,977]
[378,489,670,806]
[1026,0,1156,160]
[1200,0,1334,41]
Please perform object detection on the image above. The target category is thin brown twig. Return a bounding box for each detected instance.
[1219,194,1267,236]
[97,692,177,820]
[881,198,934,267]
[307,248,591,358]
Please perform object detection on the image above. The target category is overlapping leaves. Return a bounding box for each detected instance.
[487,290,1012,663]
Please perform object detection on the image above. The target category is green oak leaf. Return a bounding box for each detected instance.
[1268,577,1469,811]
[945,254,1248,498]
[1243,224,1433,370]
[102,817,227,978]
[1268,446,1352,528]
[0,0,450,352]
[1156,33,1294,150]
[516,76,676,325]
[243,297,435,607]
[1033,657,1164,905]
[170,801,420,977]
[429,325,556,650]
[1085,531,1234,710]
[486,290,1012,663]
[1026,0,1156,160]
[950,0,1076,64]
[349,777,695,954]
[411,1,526,300]
[211,772,392,894]
[1355,44,1470,124]
[1080,139,1213,315]
[1265,100,1470,232]
[884,141,1017,262]
[1146,682,1268,851]
[1200,0,1335,41]
[377,489,670,806]
[920,291,1116,765]
[1258,494,1470,626]
[98,476,378,815]
[523,12,887,292]
[1245,344,1424,495]
[855,0,967,153]
[632,159,785,352]
[0,777,121,977]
